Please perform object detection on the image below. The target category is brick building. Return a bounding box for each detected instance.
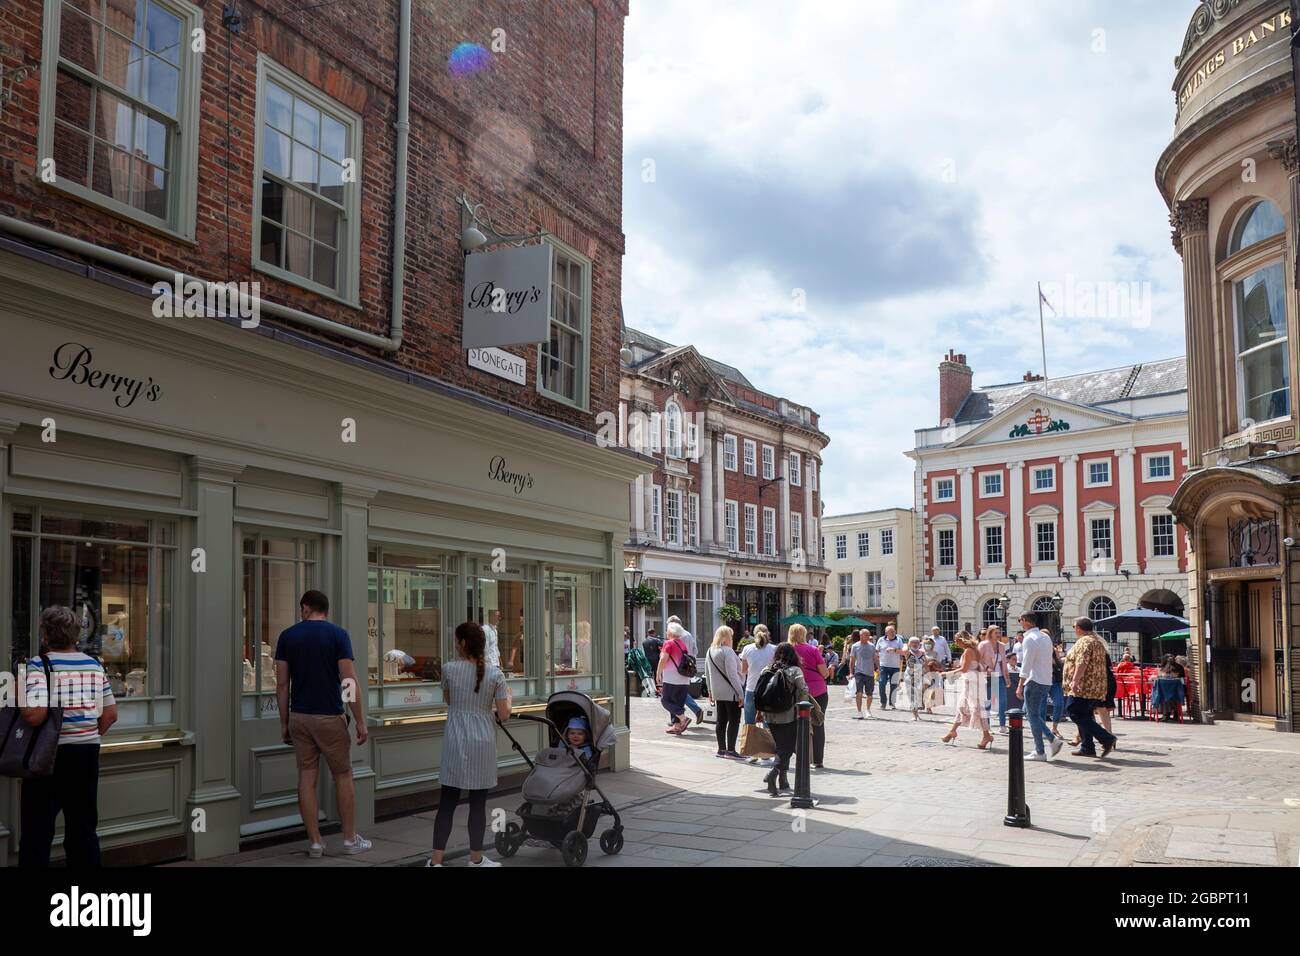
[0,0,642,864]
[908,350,1191,657]
[621,327,829,642]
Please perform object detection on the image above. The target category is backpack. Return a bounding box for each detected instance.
[754,666,796,713]
[667,639,697,678]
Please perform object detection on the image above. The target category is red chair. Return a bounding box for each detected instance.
[1115,673,1142,719]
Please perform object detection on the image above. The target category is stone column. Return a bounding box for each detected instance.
[780,449,792,555]
[1008,461,1027,578]
[1060,454,1081,575]
[1117,448,1139,575]
[958,467,975,576]
[1171,198,1216,467]
[699,426,714,548]
[186,456,245,860]
[631,475,645,540]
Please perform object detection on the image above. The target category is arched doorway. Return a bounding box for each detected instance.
[1140,588,1185,663]
[1031,595,1061,641]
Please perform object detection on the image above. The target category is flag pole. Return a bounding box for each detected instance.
[1037,281,1048,380]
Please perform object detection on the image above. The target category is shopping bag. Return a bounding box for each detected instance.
[842,678,856,702]
[738,723,775,758]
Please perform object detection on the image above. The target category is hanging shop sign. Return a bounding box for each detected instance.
[467,347,527,384]
[462,243,552,349]
[1009,407,1068,439]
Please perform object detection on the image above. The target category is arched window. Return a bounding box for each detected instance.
[1031,595,1061,641]
[935,599,959,641]
[981,598,1005,632]
[1229,200,1285,255]
[1088,595,1117,641]
[665,402,683,457]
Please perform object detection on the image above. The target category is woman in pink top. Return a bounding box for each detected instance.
[787,624,831,769]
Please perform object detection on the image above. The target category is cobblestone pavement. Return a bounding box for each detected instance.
[176,693,1300,867]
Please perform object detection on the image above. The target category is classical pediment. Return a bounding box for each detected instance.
[633,345,736,406]
[950,394,1135,448]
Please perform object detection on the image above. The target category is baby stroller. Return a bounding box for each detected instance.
[494,690,624,867]
[625,646,658,697]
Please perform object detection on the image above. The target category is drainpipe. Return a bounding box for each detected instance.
[0,0,412,352]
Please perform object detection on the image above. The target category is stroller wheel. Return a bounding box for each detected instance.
[494,822,522,858]
[599,827,624,856]
[560,830,588,868]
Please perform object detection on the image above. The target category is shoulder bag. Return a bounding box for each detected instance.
[709,649,743,701]
[0,655,65,779]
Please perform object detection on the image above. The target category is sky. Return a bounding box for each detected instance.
[621,0,1195,515]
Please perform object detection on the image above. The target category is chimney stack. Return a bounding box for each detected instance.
[938,349,973,424]
[1022,371,1044,382]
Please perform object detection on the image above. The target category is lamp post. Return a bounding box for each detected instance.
[623,562,643,728]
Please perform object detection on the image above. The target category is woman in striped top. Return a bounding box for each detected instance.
[18,605,118,867]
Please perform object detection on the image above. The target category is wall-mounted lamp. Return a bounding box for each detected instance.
[459,193,546,252]
[1008,573,1018,583]
[1120,569,1131,579]
[1061,571,1072,581]
[958,575,968,584]
[758,476,786,499]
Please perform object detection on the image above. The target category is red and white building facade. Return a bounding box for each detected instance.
[908,351,1191,656]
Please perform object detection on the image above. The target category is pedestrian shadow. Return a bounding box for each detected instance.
[1049,760,1119,772]
[1102,758,1172,768]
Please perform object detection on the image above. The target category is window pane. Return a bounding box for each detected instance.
[91,141,131,203]
[291,141,318,189]
[100,32,144,98]
[41,512,149,542]
[312,243,336,289]
[94,88,133,149]
[10,535,33,670]
[293,98,320,148]
[1230,201,1285,254]
[55,69,95,131]
[260,175,283,223]
[259,537,298,558]
[133,158,166,217]
[474,578,525,676]
[259,221,283,267]
[286,231,311,279]
[133,110,167,166]
[313,202,338,245]
[143,0,181,64]
[52,123,91,186]
[263,128,291,177]
[320,113,346,162]
[1236,264,1287,350]
[319,157,344,204]
[282,186,312,235]
[59,3,100,72]
[141,53,178,115]
[381,568,443,684]
[250,560,298,692]
[266,81,293,133]
[105,0,142,40]
[1243,342,1291,423]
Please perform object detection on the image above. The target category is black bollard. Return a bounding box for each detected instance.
[1003,707,1031,828]
[791,699,815,809]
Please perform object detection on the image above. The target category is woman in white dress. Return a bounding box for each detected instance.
[899,636,927,721]
[428,621,512,867]
[940,630,994,749]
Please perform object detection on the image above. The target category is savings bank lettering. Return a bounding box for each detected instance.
[49,342,161,408]
[488,455,534,495]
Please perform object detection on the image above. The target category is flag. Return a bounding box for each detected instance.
[1039,287,1057,316]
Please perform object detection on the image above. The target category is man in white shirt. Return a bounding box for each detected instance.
[1015,611,1062,760]
[929,626,952,667]
[483,610,501,670]
[875,625,905,709]
[667,616,703,725]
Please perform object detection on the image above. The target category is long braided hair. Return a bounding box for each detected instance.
[456,621,487,692]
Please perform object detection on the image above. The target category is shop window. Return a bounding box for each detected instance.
[468,559,534,681]
[39,0,204,236]
[694,582,714,639]
[539,239,592,408]
[665,580,691,631]
[241,532,317,719]
[546,570,604,689]
[368,547,453,708]
[254,56,363,302]
[11,507,175,724]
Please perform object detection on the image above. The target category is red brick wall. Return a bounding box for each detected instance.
[0,0,627,434]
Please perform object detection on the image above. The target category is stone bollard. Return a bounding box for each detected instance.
[1003,707,1031,828]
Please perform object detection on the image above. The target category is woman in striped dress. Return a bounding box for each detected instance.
[428,621,511,867]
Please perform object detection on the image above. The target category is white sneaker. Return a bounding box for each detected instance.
[308,842,325,859]
[1050,737,1064,758]
[1026,752,1047,761]
[425,860,442,867]
[342,835,372,854]
[468,855,502,867]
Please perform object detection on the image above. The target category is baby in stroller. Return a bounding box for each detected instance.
[564,716,596,767]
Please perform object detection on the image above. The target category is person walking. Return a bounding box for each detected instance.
[1014,611,1063,761]
[755,643,811,796]
[978,626,1012,733]
[921,636,943,713]
[1048,631,1067,740]
[428,621,512,867]
[668,615,704,727]
[875,625,905,709]
[939,630,993,749]
[1096,654,1117,734]
[641,627,663,683]
[274,589,371,858]
[899,636,927,721]
[706,626,745,758]
[848,628,878,719]
[929,626,952,668]
[657,622,694,734]
[1063,617,1118,759]
[18,606,118,867]
[739,624,776,766]
[788,623,830,769]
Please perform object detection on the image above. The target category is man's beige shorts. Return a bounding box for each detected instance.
[289,713,352,775]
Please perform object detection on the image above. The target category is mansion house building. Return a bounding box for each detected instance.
[621,327,829,642]
[908,350,1190,657]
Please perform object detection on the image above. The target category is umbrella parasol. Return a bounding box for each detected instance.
[1091,608,1189,638]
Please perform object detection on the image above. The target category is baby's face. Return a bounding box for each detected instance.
[566,729,587,746]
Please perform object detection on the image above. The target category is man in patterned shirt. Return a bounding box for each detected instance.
[1063,617,1117,759]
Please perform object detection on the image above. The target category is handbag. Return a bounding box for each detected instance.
[0,655,65,779]
[708,650,743,701]
[738,722,776,757]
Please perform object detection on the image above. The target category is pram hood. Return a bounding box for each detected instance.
[545,691,617,751]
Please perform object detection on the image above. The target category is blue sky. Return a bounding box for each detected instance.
[621,0,1194,513]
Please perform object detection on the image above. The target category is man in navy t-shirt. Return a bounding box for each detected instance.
[274,589,370,858]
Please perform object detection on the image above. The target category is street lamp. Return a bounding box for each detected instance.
[1050,591,1064,613]
[996,592,1011,615]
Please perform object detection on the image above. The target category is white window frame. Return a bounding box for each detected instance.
[1033,520,1057,565]
[723,434,738,471]
[1150,513,1176,558]
[744,504,758,555]
[688,492,699,548]
[835,534,847,560]
[810,462,818,492]
[686,422,699,461]
[1229,251,1291,428]
[254,55,365,305]
[1030,465,1056,493]
[38,0,206,239]
[724,500,739,553]
[1083,458,1112,488]
[1141,495,1180,573]
[761,445,775,480]
[789,452,802,486]
[665,401,683,458]
[665,489,682,546]
[984,524,1004,566]
[791,512,802,553]
[979,471,1003,497]
[1088,515,1113,560]
[762,506,776,555]
[931,476,955,502]
[866,571,882,609]
[651,485,662,540]
[838,573,854,609]
[880,528,894,555]
[743,439,757,476]
[535,235,593,410]
[1142,452,1174,482]
[857,531,870,558]
[936,527,956,568]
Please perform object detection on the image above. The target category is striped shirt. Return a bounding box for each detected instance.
[23,652,116,746]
